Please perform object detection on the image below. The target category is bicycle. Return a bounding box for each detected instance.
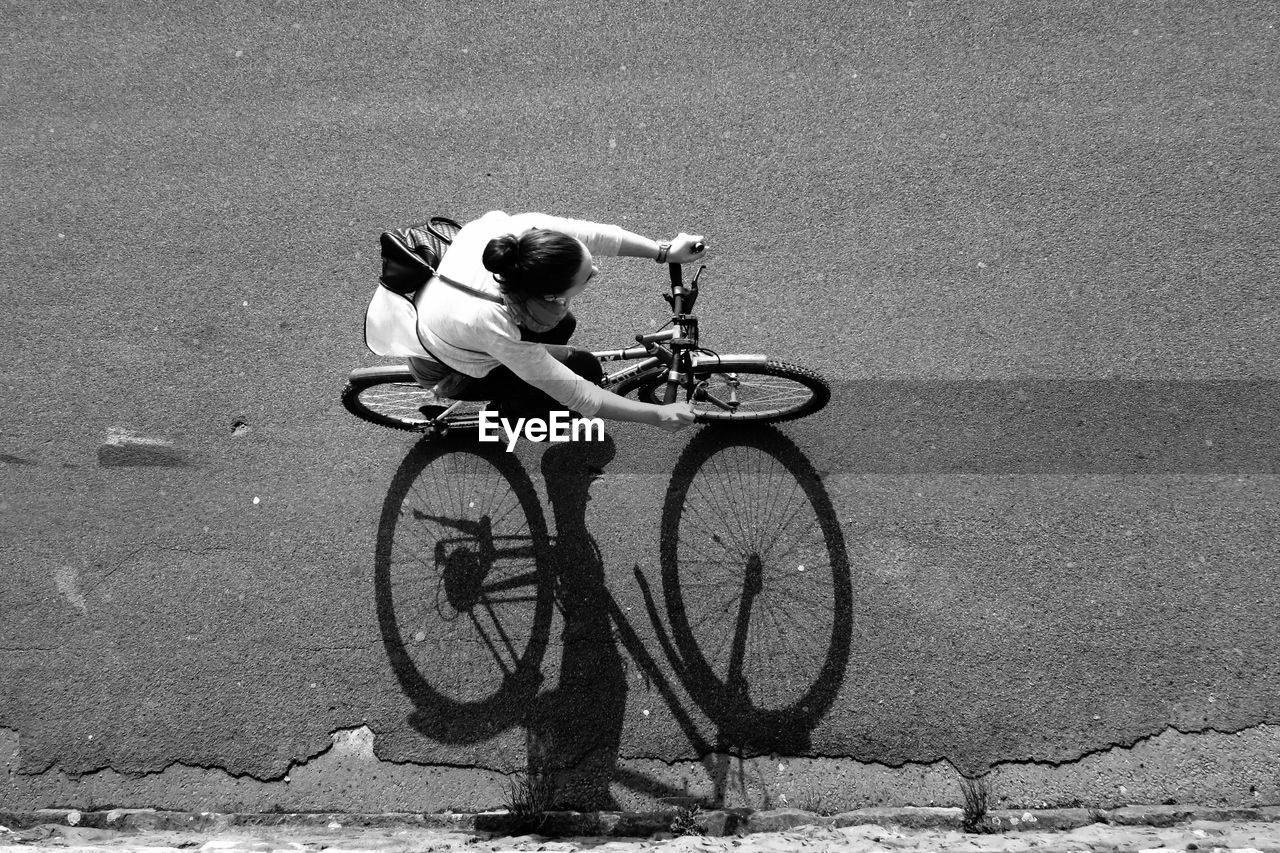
[343,246,831,435]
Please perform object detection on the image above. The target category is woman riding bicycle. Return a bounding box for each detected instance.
[407,211,706,432]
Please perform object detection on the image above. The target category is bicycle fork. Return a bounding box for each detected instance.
[691,375,741,411]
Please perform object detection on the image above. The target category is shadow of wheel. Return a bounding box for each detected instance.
[375,439,554,743]
[660,426,852,752]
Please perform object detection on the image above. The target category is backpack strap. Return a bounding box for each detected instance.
[415,274,508,359]
[435,273,505,304]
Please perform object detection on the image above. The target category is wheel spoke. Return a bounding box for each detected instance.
[469,609,518,677]
[359,383,435,422]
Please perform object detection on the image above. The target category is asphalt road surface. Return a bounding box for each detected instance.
[2,0,1278,807]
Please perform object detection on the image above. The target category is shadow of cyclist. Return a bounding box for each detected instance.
[525,435,628,810]
[373,434,663,808]
[373,427,852,811]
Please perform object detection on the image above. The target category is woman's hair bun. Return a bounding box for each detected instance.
[482,234,521,278]
[481,227,585,297]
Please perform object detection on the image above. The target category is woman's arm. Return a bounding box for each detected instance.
[611,229,707,264]
[612,230,662,260]
[488,333,696,431]
[514,213,706,263]
[592,391,697,432]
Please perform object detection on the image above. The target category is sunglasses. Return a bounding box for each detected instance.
[539,264,598,305]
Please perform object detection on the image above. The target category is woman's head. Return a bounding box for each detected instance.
[482,228,595,298]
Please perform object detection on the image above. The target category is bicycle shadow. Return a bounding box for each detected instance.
[619,426,853,805]
[372,435,633,807]
[373,426,852,810]
[373,437,555,745]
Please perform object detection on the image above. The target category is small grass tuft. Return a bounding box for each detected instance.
[504,771,556,832]
[959,773,994,833]
[669,804,706,837]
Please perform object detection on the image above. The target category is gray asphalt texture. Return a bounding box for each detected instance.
[2,0,1279,807]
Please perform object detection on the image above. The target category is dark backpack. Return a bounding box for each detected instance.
[378,216,462,297]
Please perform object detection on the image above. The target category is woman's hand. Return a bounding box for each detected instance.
[667,233,707,264]
[591,391,696,430]
[653,401,697,432]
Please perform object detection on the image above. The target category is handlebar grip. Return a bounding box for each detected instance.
[668,241,707,287]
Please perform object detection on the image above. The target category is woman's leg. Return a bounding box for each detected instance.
[406,356,451,391]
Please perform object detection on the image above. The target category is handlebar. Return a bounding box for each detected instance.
[667,241,707,288]
[657,243,707,406]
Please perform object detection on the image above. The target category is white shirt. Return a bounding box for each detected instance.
[414,211,626,417]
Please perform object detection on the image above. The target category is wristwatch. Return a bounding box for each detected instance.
[655,242,671,264]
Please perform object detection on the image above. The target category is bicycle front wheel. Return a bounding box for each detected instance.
[343,366,440,431]
[635,360,830,423]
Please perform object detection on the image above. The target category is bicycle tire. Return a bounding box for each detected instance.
[634,359,830,423]
[343,366,442,432]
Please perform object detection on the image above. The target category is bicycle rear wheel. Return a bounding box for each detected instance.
[343,366,443,431]
[634,359,830,423]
